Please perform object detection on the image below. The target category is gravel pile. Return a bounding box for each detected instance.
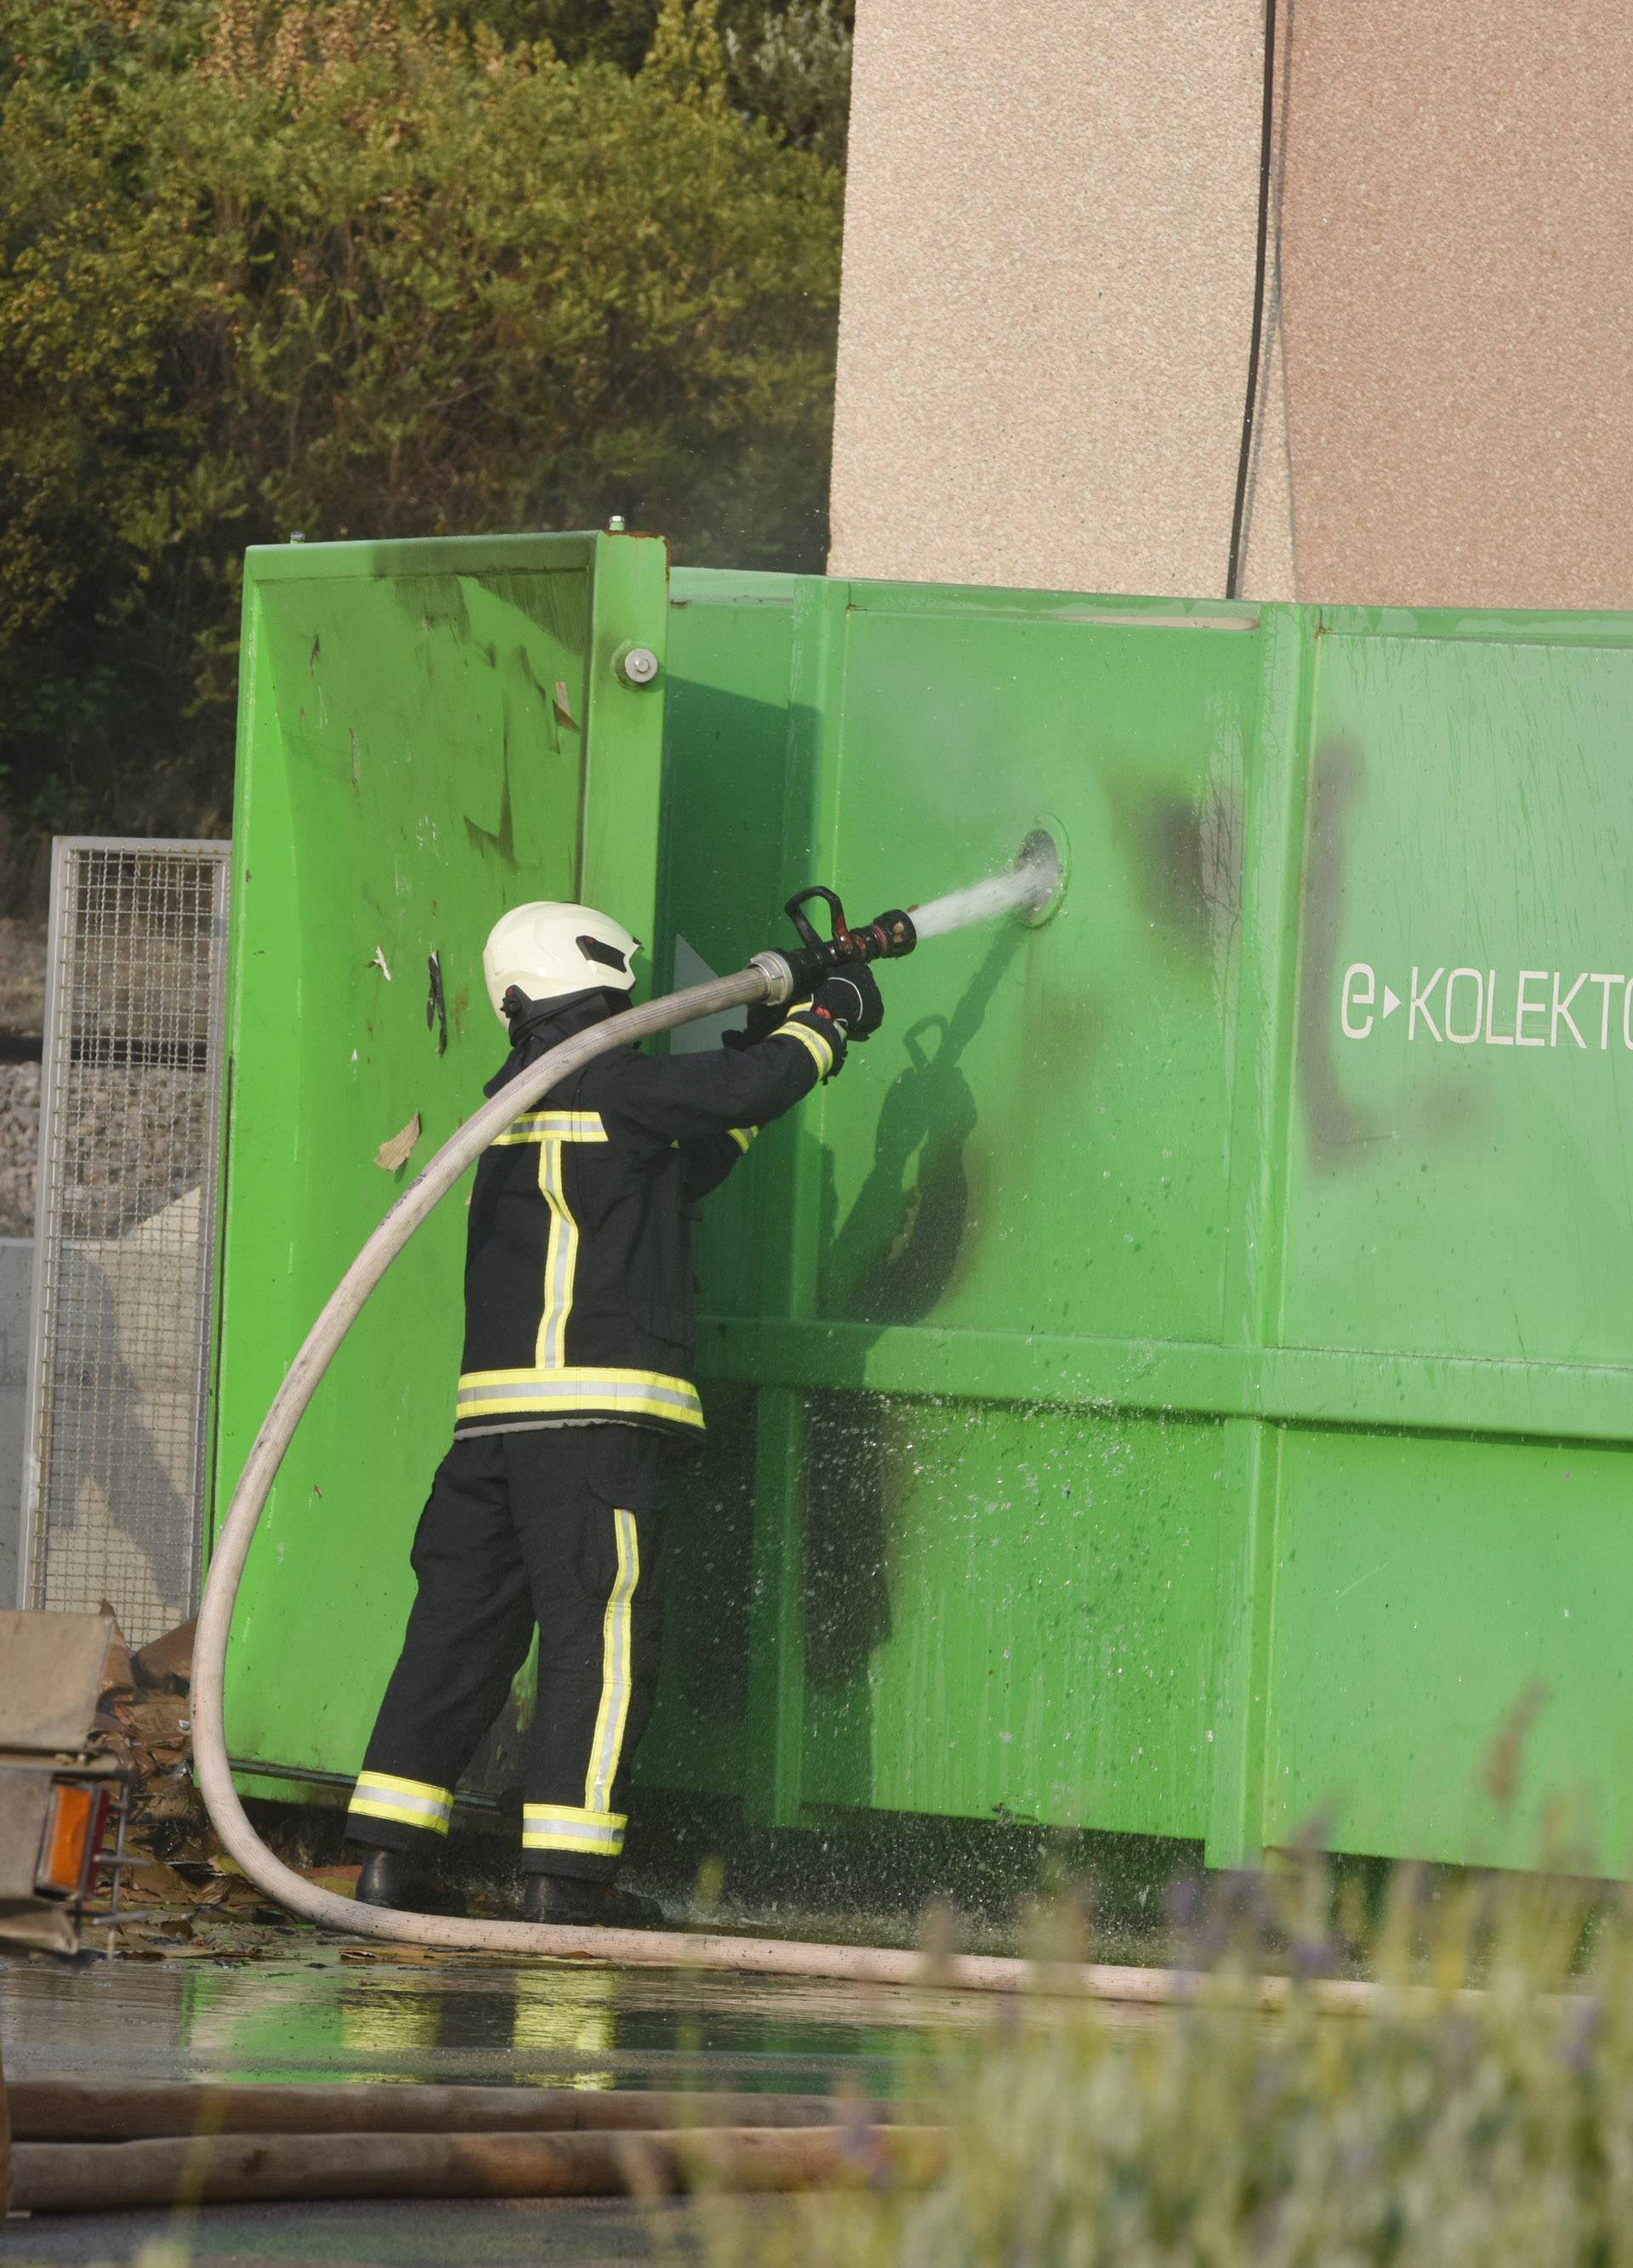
[0,914,45,1031]
[54,1068,211,1241]
[0,921,218,1240]
[0,919,45,1237]
[0,1060,40,1236]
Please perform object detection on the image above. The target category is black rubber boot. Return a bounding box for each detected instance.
[521,1873,667,1930]
[353,1848,461,1917]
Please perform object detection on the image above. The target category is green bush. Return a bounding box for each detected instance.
[702,1864,1633,2267]
[0,0,843,851]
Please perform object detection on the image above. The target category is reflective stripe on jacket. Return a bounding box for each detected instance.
[456,994,831,1446]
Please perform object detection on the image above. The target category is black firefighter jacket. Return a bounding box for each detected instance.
[454,992,838,1447]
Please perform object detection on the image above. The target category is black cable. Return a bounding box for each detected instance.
[1226,0,1278,601]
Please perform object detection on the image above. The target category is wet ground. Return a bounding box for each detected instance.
[4,1930,1164,2265]
[9,2191,704,2265]
[0,1935,999,2094]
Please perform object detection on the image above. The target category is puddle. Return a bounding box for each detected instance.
[0,1935,1164,2095]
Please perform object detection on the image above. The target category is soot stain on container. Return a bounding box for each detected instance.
[1298,735,1388,1168]
[1299,735,1368,1160]
[1298,736,1486,1169]
[800,1085,998,1700]
[797,928,1034,1707]
[823,928,1022,1330]
[1021,981,1102,1076]
[804,1391,893,1691]
[1108,779,1243,968]
[854,1134,989,1327]
[500,639,563,754]
[390,571,473,649]
[822,1031,986,1328]
[472,567,588,664]
[663,1386,756,1721]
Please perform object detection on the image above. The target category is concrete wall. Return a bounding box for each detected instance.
[830,0,1632,612]
[1277,2,1633,611]
[829,0,1281,599]
[0,1238,33,1609]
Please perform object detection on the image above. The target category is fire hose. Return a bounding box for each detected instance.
[190,876,1248,2003]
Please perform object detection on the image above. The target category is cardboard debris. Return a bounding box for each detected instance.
[127,1860,196,1905]
[71,1614,446,1960]
[131,1615,194,1695]
[83,1611,291,1956]
[118,1690,190,1751]
[374,1111,421,1172]
[97,1603,134,1699]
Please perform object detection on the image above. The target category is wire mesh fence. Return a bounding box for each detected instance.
[23,841,230,1642]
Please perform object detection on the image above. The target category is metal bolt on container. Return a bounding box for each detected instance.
[614,642,660,688]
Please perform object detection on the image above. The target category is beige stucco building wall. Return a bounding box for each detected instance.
[829,0,1633,611]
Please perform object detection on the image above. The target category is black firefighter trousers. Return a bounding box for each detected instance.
[344,1424,669,1882]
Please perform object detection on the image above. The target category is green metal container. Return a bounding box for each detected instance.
[213,531,669,1796]
[214,539,1633,1879]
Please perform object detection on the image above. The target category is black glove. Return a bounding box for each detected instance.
[811,964,884,1041]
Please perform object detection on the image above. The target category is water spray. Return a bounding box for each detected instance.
[908,822,1066,943]
[761,821,1067,988]
[191,826,1078,1992]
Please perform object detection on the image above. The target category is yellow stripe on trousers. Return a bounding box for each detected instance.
[347,1771,454,1835]
[586,1509,640,1816]
[521,1804,626,1856]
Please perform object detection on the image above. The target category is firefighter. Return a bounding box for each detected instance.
[344,901,883,1926]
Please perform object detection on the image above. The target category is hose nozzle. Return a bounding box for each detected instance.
[851,907,919,963]
[777,886,918,995]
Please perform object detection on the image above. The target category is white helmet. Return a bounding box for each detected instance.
[482,901,640,1022]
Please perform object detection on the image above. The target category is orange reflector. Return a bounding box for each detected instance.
[35,1780,105,1900]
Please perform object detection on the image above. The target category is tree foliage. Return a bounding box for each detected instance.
[0,0,845,850]
[723,2,851,165]
[433,0,851,157]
